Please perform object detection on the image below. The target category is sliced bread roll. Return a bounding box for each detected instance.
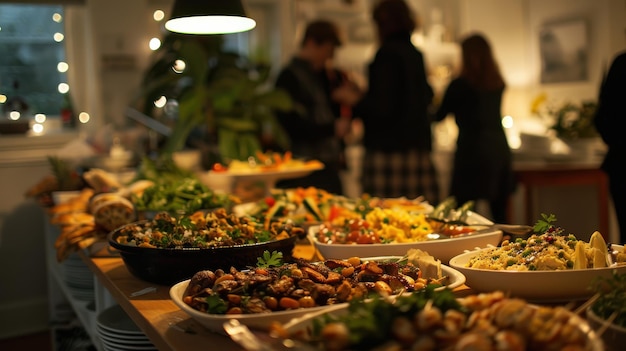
[92,197,136,232]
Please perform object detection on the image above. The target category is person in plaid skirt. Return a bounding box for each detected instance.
[334,0,439,203]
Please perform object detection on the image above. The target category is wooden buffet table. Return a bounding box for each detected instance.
[81,253,243,350]
[78,242,477,351]
[78,243,330,351]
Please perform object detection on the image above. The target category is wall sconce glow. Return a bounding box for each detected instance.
[172,59,186,73]
[32,123,44,134]
[57,62,69,73]
[154,96,167,108]
[149,38,161,51]
[52,13,62,23]
[8,111,20,120]
[502,115,514,129]
[153,10,165,21]
[35,114,46,123]
[58,83,70,94]
[53,32,64,42]
[0,94,6,103]
[78,112,90,124]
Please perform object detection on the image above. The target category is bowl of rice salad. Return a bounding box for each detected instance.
[449,227,626,302]
[309,207,502,263]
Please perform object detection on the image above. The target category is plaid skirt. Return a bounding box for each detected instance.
[361,149,440,204]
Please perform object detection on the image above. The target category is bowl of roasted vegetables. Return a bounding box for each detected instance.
[169,253,464,333]
[108,208,305,285]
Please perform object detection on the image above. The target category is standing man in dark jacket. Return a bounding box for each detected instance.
[595,51,626,243]
[273,20,351,195]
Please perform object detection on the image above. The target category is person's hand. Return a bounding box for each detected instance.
[332,83,361,106]
[335,116,351,139]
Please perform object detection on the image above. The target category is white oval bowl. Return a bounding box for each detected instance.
[310,210,502,264]
[169,258,465,334]
[449,244,626,302]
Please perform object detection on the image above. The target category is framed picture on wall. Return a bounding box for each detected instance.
[539,19,589,84]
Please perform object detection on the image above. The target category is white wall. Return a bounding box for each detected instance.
[459,0,625,122]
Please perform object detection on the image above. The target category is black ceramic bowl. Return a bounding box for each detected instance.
[108,223,298,285]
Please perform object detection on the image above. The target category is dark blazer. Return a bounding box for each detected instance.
[354,34,434,152]
[595,52,626,175]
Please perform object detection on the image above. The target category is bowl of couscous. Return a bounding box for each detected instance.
[449,232,626,302]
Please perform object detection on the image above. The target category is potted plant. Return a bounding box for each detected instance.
[133,34,293,163]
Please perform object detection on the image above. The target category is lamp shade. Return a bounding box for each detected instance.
[165,0,256,35]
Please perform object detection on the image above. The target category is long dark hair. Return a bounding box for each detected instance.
[460,33,505,91]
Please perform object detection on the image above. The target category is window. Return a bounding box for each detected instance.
[0,4,68,121]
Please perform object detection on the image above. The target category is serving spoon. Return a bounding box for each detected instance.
[426,217,534,239]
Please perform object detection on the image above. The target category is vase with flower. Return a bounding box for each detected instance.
[531,94,604,161]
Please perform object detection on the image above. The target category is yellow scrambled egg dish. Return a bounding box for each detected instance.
[364,208,433,243]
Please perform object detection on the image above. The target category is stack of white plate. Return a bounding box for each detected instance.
[61,254,95,301]
[96,304,156,351]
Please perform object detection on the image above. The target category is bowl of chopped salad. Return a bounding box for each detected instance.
[309,208,501,263]
[108,208,305,285]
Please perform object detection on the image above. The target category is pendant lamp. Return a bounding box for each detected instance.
[165,0,256,35]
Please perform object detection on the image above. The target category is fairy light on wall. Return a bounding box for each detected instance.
[154,96,167,108]
[57,62,69,73]
[34,113,46,123]
[153,9,165,21]
[172,59,186,73]
[149,38,161,50]
[78,112,90,124]
[32,123,44,134]
[58,83,69,94]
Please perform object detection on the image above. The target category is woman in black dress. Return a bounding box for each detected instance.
[434,33,515,223]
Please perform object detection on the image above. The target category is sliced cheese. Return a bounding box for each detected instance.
[589,231,608,267]
[573,240,587,269]
[407,248,442,279]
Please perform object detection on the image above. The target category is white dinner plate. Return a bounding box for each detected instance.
[97,304,145,336]
[449,244,626,302]
[310,211,501,263]
[169,258,465,334]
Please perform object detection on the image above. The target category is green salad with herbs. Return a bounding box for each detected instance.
[113,209,304,249]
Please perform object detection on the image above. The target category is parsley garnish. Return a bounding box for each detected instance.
[256,250,283,268]
[205,294,228,314]
[533,213,557,234]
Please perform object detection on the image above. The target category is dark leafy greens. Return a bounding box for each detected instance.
[591,272,626,328]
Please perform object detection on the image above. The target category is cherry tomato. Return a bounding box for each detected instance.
[211,163,227,172]
[328,205,341,222]
[265,196,276,207]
